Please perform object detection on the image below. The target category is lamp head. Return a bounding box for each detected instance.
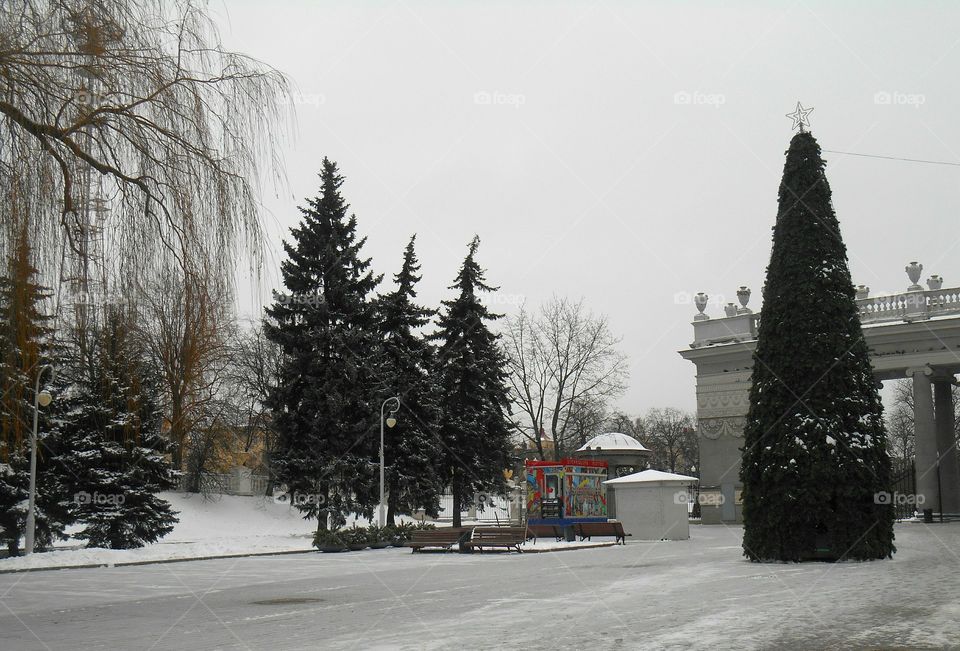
[386,416,397,429]
[37,391,52,408]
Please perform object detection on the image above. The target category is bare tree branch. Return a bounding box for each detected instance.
[503,296,628,459]
[0,0,290,296]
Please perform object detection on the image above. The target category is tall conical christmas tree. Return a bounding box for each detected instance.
[433,236,513,528]
[377,235,443,523]
[266,158,383,530]
[740,130,895,561]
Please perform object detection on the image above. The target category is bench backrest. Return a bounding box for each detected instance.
[410,528,468,542]
[575,521,625,535]
[472,527,526,541]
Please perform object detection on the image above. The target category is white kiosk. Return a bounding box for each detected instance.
[603,470,697,540]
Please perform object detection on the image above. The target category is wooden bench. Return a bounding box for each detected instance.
[407,528,471,552]
[525,523,564,543]
[462,526,526,553]
[573,521,630,545]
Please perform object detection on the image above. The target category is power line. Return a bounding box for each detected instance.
[824,150,960,167]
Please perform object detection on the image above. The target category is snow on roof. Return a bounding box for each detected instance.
[603,469,698,485]
[577,432,649,452]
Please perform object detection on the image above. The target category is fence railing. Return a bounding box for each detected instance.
[251,474,270,496]
[890,462,918,521]
[178,470,270,497]
[436,492,521,523]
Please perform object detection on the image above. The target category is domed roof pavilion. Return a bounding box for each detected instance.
[573,432,653,518]
[577,432,651,455]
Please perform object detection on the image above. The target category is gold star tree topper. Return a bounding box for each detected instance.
[786,101,814,132]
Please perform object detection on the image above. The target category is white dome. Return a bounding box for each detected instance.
[604,469,697,485]
[577,432,649,452]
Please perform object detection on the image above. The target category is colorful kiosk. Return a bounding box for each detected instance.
[525,459,609,528]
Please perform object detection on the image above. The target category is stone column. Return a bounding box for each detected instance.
[909,366,939,518]
[934,377,960,515]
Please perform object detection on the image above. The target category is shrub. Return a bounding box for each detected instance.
[313,528,346,550]
[342,525,370,548]
[366,524,389,545]
[386,522,417,544]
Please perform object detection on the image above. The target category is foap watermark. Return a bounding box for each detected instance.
[473,491,511,513]
[874,91,925,108]
[673,291,729,307]
[474,90,526,109]
[272,290,325,308]
[674,491,725,506]
[673,91,726,108]
[473,492,495,509]
[68,290,127,306]
[279,92,326,108]
[874,491,924,506]
[479,292,525,307]
[274,491,326,507]
[74,491,125,506]
[74,89,104,107]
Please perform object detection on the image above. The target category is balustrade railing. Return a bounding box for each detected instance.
[689,262,960,347]
[926,287,960,317]
[856,287,960,324]
[858,293,909,322]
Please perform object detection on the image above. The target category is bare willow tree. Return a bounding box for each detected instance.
[0,0,288,287]
[135,259,233,472]
[504,296,628,459]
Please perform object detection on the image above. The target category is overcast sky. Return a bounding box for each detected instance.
[216,1,960,416]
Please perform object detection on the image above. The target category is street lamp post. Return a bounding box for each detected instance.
[25,364,53,556]
[379,396,400,527]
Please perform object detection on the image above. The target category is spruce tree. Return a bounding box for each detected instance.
[740,131,895,561]
[266,158,383,530]
[0,238,72,555]
[55,307,179,549]
[377,235,443,523]
[433,236,513,528]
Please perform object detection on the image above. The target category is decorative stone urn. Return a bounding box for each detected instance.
[736,286,752,313]
[694,293,709,321]
[927,275,943,291]
[906,261,924,291]
[724,302,738,317]
[855,285,870,300]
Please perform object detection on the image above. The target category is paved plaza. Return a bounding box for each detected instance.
[2,523,958,650]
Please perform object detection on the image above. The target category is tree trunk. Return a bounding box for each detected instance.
[387,497,397,525]
[316,484,330,532]
[451,475,462,528]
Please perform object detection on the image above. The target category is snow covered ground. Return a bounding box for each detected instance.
[0,522,957,650]
[0,492,318,571]
[0,493,610,571]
